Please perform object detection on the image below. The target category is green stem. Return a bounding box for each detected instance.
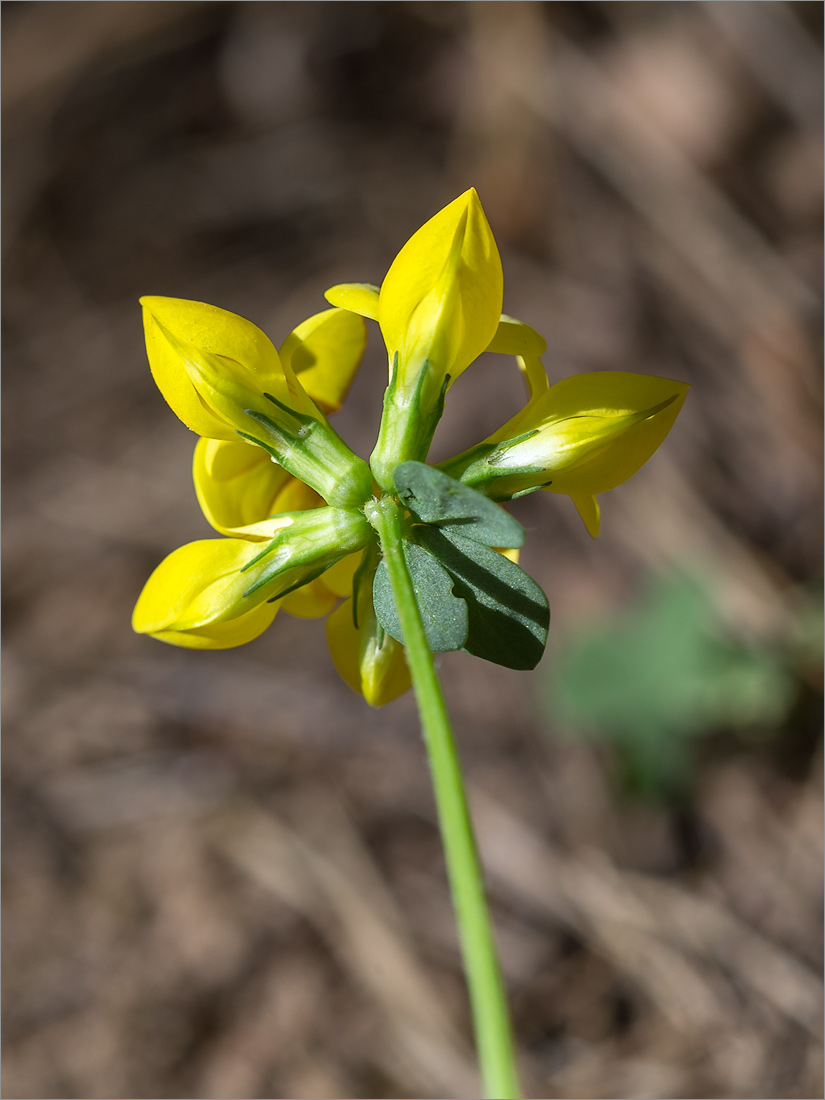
[367,496,521,1100]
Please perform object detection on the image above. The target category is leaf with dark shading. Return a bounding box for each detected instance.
[394,461,524,548]
[373,539,469,653]
[416,526,549,670]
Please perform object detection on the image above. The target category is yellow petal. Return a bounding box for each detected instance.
[325,598,411,706]
[320,551,362,597]
[537,373,688,495]
[140,296,305,438]
[150,601,279,649]
[378,189,503,390]
[496,547,521,564]
[193,438,293,538]
[570,493,601,538]
[133,538,284,636]
[270,477,325,513]
[485,316,547,357]
[279,308,367,414]
[516,354,551,402]
[497,372,688,493]
[323,283,380,321]
[281,577,340,619]
[485,354,551,445]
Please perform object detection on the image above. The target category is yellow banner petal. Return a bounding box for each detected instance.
[320,551,361,597]
[141,296,304,438]
[270,476,325,514]
[485,316,547,357]
[281,578,339,619]
[378,189,503,391]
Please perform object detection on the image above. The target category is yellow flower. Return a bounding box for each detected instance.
[441,367,689,537]
[377,188,503,397]
[140,297,373,508]
[134,191,688,699]
[324,190,504,487]
[132,508,370,648]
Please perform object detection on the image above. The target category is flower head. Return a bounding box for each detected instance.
[134,191,687,701]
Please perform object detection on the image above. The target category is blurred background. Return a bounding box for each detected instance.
[3,3,822,1097]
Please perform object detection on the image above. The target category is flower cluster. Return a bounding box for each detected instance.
[134,190,687,704]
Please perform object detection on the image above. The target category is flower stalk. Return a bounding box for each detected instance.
[366,495,522,1100]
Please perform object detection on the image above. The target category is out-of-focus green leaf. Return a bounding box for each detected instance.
[542,572,797,798]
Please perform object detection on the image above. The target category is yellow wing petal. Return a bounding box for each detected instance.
[193,438,292,537]
[279,308,367,414]
[323,283,380,321]
[569,493,601,538]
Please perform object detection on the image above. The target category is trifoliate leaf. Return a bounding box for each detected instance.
[394,461,524,548]
[416,527,549,670]
[373,540,469,653]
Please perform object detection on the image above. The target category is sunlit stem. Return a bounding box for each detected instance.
[365,495,521,1100]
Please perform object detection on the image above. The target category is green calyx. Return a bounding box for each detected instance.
[369,354,449,490]
[437,432,547,501]
[238,394,373,509]
[240,506,372,600]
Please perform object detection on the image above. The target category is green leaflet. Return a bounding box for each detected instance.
[416,527,549,670]
[373,473,549,667]
[393,461,524,548]
[373,539,469,652]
